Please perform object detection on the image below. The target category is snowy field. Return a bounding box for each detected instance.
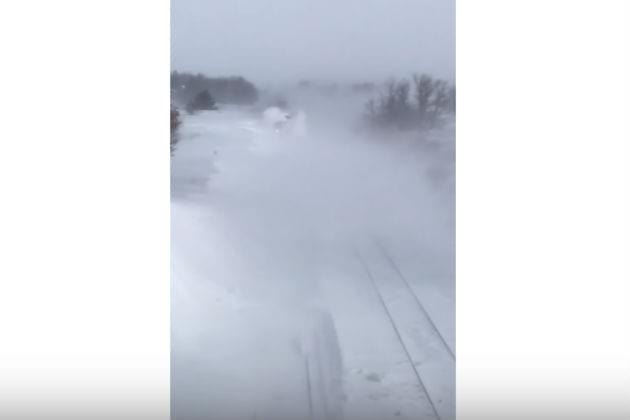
[171,96,455,420]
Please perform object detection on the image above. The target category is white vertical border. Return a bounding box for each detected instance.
[457,1,629,418]
[0,1,170,418]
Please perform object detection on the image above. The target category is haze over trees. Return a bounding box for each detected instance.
[171,71,259,106]
[170,71,259,154]
[170,105,181,155]
[185,89,218,114]
[295,79,378,96]
[365,74,455,131]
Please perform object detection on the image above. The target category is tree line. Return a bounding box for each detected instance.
[170,71,259,155]
[365,74,455,131]
[171,71,259,107]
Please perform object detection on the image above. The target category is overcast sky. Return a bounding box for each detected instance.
[171,0,454,85]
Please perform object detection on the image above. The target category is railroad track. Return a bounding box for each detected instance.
[354,240,455,420]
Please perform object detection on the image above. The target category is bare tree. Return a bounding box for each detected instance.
[370,79,413,129]
[365,74,454,132]
[413,74,434,128]
[170,105,181,155]
[447,86,456,114]
[427,79,449,128]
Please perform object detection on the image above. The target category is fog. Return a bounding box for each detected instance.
[172,1,454,419]
[171,0,455,85]
[171,88,454,419]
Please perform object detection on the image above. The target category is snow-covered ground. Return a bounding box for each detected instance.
[171,97,455,420]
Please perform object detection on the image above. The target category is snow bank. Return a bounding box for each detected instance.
[171,95,454,419]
